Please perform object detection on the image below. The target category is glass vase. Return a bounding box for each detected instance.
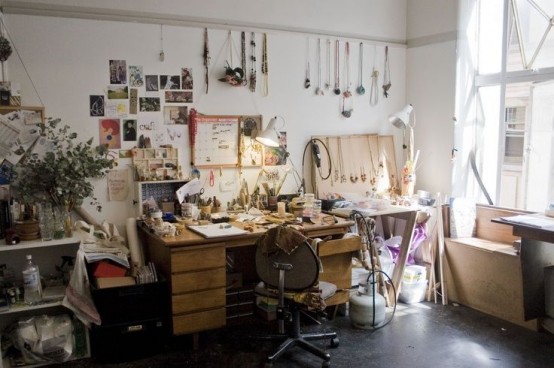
[64,207,73,238]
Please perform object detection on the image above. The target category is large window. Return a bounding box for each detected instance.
[472,0,554,211]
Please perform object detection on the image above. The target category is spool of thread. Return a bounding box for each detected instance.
[277,202,286,217]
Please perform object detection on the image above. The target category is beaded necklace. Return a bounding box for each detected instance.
[249,32,256,93]
[262,33,269,96]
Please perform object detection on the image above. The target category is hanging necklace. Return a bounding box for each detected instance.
[203,28,210,94]
[367,135,381,192]
[382,45,391,98]
[360,166,367,182]
[356,42,365,95]
[326,137,336,186]
[334,40,341,95]
[241,31,246,85]
[338,137,346,183]
[249,32,256,92]
[304,38,311,89]
[262,33,269,96]
[370,45,379,106]
[315,39,324,95]
[341,42,353,118]
[325,39,331,90]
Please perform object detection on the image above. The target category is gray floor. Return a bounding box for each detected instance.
[55,301,554,368]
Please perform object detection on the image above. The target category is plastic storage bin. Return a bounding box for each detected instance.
[399,280,427,304]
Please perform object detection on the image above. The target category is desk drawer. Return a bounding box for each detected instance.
[172,287,226,314]
[173,308,226,335]
[318,236,361,257]
[171,246,225,272]
[172,267,226,293]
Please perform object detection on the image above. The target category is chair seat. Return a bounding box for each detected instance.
[255,280,337,300]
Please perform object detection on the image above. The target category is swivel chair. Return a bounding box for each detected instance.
[255,226,339,368]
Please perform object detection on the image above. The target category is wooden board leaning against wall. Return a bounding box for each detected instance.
[311,134,398,200]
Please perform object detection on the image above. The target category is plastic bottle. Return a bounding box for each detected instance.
[22,254,42,305]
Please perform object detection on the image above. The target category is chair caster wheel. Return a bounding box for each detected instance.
[330,337,339,348]
[322,361,331,368]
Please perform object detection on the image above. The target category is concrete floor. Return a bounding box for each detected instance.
[57,301,554,368]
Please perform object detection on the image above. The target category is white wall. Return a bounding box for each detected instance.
[406,0,458,198]
[3,1,409,233]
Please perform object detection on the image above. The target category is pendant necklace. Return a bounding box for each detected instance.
[326,137,336,186]
[338,137,346,183]
[367,135,381,192]
[356,42,365,95]
[342,42,353,118]
[261,33,269,96]
[304,38,311,89]
[203,28,210,94]
[360,166,367,182]
[382,45,391,98]
[249,32,256,92]
[334,40,341,95]
[325,39,331,90]
[315,39,324,95]
[370,45,379,106]
[241,32,247,85]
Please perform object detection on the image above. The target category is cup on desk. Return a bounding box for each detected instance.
[181,203,193,218]
[277,202,286,217]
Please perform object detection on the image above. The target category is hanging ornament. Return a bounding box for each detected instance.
[304,38,311,89]
[261,33,269,96]
[249,32,256,92]
[315,38,324,96]
[382,45,391,98]
[333,40,341,95]
[219,31,246,87]
[356,42,365,95]
[0,36,11,62]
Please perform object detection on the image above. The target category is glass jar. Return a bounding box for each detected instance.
[302,193,315,218]
[313,199,322,218]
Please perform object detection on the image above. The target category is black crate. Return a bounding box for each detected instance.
[90,317,168,363]
[91,277,169,325]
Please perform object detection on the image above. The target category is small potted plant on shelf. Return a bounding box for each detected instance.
[10,117,114,239]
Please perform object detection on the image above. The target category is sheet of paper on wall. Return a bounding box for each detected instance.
[176,177,201,203]
[107,169,130,201]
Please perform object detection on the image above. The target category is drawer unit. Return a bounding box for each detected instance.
[173,308,226,335]
[171,246,225,272]
[172,288,226,314]
[172,267,226,294]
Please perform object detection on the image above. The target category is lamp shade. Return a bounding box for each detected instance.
[389,104,413,129]
[255,117,280,147]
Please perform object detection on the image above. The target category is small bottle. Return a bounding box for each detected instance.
[22,254,42,305]
[302,193,315,218]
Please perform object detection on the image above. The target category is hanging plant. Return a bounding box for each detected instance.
[219,61,246,87]
[0,36,12,62]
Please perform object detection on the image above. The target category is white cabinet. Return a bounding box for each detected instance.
[0,237,89,368]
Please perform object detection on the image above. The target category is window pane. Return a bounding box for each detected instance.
[509,0,554,71]
[478,0,504,74]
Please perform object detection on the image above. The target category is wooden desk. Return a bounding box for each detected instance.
[493,215,554,320]
[137,218,358,338]
[329,205,419,301]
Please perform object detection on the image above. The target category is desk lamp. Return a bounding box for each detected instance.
[256,116,304,195]
[389,104,417,196]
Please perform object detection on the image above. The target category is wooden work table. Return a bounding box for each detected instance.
[137,217,360,340]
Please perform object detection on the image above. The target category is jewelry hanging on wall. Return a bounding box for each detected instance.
[261,33,269,96]
[315,39,324,95]
[241,31,247,84]
[326,137,336,186]
[304,38,311,89]
[325,39,331,90]
[360,166,367,182]
[368,135,380,192]
[249,32,256,92]
[334,40,341,95]
[337,137,346,183]
[341,42,353,118]
[356,42,365,95]
[369,45,379,106]
[203,28,210,94]
[382,45,391,98]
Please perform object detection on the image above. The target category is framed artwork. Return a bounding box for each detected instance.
[239,115,263,167]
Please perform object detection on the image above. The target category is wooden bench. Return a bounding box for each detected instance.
[443,204,539,330]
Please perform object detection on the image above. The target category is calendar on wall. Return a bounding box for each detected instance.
[192,115,240,167]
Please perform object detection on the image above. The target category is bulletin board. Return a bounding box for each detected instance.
[192,115,240,168]
[312,134,399,199]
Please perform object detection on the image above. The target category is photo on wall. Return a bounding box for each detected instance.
[107,85,129,99]
[181,67,193,89]
[129,65,144,87]
[123,119,137,141]
[165,91,192,103]
[89,95,105,116]
[109,60,127,84]
[139,97,161,112]
[164,106,188,125]
[99,118,121,149]
[145,75,159,91]
[160,75,180,90]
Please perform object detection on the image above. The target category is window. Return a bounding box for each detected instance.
[467,0,554,211]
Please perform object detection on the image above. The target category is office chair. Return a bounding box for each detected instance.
[255,226,339,368]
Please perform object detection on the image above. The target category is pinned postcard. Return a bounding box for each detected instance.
[176,178,201,203]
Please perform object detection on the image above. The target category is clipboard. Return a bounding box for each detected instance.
[187,223,248,238]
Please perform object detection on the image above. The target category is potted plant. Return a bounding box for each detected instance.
[10,117,114,238]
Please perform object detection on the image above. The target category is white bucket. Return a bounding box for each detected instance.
[402,265,427,284]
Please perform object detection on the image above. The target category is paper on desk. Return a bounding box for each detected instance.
[500,214,554,230]
[176,178,201,203]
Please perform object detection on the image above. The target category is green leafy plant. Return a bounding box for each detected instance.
[11,118,114,214]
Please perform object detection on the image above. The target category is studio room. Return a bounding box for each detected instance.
[0,1,553,367]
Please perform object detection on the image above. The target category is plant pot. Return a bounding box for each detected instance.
[14,220,40,241]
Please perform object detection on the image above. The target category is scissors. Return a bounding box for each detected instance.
[194,188,205,205]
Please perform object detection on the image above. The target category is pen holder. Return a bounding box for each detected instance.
[199,205,212,215]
